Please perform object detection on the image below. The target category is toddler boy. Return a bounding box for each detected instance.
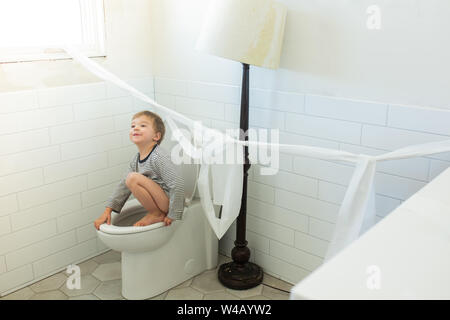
[94,111,185,230]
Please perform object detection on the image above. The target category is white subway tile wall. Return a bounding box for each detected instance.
[1,76,449,295]
[0,90,39,114]
[0,78,155,295]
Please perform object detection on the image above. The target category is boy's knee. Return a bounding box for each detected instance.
[125,172,141,187]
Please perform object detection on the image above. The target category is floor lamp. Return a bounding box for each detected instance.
[196,0,287,289]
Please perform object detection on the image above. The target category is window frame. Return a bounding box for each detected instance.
[0,0,106,64]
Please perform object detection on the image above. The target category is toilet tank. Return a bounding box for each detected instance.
[160,122,199,202]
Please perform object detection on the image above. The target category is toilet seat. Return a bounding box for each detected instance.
[99,221,165,235]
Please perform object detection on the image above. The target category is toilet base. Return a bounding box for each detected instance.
[121,247,213,300]
[98,200,219,300]
[121,210,218,299]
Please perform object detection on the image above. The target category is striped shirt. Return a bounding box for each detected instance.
[105,144,185,220]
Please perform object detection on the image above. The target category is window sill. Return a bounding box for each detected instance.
[0,47,106,64]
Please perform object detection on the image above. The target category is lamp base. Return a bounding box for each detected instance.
[218,261,263,290]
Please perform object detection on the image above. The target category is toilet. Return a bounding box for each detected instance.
[96,126,219,300]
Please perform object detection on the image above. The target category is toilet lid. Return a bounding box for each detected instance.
[99,221,165,235]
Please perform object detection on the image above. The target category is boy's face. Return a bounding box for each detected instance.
[130,116,161,145]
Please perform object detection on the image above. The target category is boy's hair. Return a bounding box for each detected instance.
[132,111,165,145]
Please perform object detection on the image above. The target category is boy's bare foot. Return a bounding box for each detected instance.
[133,211,166,227]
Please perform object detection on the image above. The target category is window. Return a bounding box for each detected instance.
[0,0,106,63]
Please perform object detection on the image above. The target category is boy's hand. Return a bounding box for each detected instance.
[94,210,111,230]
[163,217,173,226]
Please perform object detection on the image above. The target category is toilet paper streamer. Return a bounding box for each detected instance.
[64,46,450,262]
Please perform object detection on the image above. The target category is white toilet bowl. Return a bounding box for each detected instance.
[97,197,218,300]
[96,126,219,299]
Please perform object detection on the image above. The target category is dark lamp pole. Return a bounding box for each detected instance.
[217,63,263,289]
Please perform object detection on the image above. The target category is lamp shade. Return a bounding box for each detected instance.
[196,0,287,69]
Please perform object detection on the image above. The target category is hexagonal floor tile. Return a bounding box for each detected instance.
[92,262,121,281]
[191,270,226,294]
[29,272,67,293]
[77,259,99,276]
[225,284,263,299]
[204,291,239,300]
[93,279,123,300]
[60,274,101,297]
[0,287,35,300]
[261,285,290,300]
[69,294,100,300]
[174,278,193,289]
[247,295,270,300]
[29,290,68,300]
[165,287,203,300]
[148,291,168,300]
[92,250,121,264]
